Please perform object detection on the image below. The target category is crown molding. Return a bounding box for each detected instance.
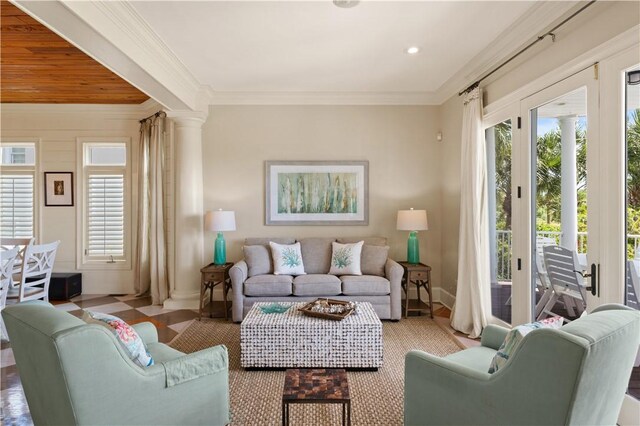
[433,1,581,104]
[0,101,162,120]
[208,89,440,106]
[11,0,202,111]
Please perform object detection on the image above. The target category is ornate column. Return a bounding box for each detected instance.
[559,116,578,251]
[163,110,208,309]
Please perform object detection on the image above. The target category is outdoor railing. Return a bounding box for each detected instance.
[494,230,640,281]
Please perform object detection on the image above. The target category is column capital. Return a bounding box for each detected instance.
[166,110,208,128]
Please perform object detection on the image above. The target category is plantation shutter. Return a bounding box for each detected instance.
[0,174,34,238]
[87,173,124,256]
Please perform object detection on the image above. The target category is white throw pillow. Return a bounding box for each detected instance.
[269,241,306,276]
[329,241,364,276]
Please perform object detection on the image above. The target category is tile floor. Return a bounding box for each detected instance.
[0,296,468,426]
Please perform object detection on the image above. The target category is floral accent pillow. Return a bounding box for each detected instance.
[82,310,154,368]
[269,241,306,276]
[488,316,563,374]
[329,241,364,276]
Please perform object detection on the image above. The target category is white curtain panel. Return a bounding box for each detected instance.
[135,116,170,304]
[450,88,491,338]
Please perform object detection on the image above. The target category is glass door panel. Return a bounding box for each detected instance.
[624,68,640,401]
[486,120,513,324]
[531,87,589,322]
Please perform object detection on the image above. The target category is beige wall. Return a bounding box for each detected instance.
[484,1,639,105]
[438,1,639,298]
[202,105,443,288]
[0,106,145,294]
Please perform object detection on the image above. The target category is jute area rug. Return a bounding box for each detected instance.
[169,315,462,426]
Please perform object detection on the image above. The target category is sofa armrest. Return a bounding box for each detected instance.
[480,324,509,350]
[163,344,228,387]
[132,322,158,345]
[385,258,404,320]
[230,260,248,322]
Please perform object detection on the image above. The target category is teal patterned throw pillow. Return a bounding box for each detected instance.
[488,316,563,374]
[269,241,306,276]
[329,241,364,276]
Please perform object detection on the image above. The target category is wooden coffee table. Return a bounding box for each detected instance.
[282,368,351,426]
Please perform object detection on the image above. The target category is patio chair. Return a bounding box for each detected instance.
[627,260,640,310]
[0,237,34,288]
[538,245,588,321]
[6,241,59,303]
[533,236,556,316]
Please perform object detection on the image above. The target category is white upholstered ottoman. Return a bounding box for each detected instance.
[240,302,383,369]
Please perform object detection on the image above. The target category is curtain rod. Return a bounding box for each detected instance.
[458,0,597,96]
[139,110,166,123]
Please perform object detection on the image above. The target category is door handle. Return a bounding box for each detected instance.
[590,263,597,296]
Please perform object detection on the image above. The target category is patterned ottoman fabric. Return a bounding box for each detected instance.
[241,302,383,368]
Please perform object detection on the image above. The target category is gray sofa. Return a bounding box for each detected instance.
[229,237,403,322]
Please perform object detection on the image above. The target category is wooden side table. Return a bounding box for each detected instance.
[199,263,233,321]
[399,262,433,318]
[282,368,351,426]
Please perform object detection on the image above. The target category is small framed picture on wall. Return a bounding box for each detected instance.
[45,172,74,206]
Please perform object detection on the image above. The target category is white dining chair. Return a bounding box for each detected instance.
[1,246,20,341]
[6,241,60,303]
[627,260,640,310]
[0,237,35,288]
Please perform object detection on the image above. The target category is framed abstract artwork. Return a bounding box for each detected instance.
[44,172,74,206]
[265,160,369,225]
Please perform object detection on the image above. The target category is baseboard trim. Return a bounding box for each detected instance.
[434,287,456,311]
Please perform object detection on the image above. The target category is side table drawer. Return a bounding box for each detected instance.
[203,272,222,283]
[410,271,429,281]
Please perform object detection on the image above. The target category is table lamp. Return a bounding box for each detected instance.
[205,209,236,265]
[397,208,428,264]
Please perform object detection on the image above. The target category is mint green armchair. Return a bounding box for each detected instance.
[2,301,230,426]
[405,304,640,425]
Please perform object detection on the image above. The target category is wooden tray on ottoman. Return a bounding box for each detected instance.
[298,298,355,321]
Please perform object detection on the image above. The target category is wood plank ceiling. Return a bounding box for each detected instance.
[0,1,149,104]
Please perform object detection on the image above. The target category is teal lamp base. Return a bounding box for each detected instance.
[407,231,420,264]
[213,232,227,265]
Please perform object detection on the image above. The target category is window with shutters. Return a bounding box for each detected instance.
[80,141,130,267]
[0,143,36,239]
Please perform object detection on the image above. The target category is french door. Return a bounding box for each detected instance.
[484,46,640,424]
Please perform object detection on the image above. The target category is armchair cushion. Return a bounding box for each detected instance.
[147,342,184,364]
[488,316,563,373]
[82,310,154,368]
[444,346,496,373]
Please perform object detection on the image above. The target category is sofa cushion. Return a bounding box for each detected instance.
[293,274,341,296]
[245,237,295,246]
[270,242,306,276]
[341,275,390,296]
[329,241,364,276]
[299,238,335,274]
[243,245,273,277]
[244,275,293,296]
[361,245,389,276]
[337,236,387,246]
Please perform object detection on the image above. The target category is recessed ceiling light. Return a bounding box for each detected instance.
[406,47,420,55]
[333,0,360,8]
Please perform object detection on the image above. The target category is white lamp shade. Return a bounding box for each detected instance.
[397,209,428,231]
[205,210,236,232]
